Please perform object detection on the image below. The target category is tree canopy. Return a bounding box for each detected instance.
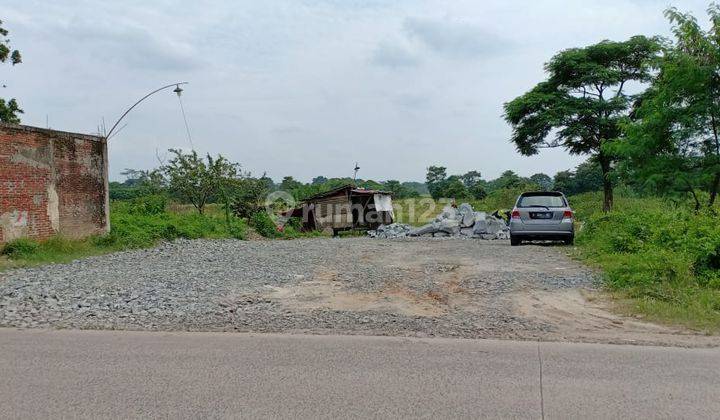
[162,149,239,214]
[0,19,22,123]
[504,36,661,211]
[618,5,720,210]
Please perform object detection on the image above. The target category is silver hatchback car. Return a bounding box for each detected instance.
[509,191,574,246]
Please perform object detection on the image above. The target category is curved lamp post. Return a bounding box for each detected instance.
[105,81,189,140]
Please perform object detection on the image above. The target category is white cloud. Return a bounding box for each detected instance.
[403,17,511,60]
[370,43,421,68]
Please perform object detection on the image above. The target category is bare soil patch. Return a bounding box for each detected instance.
[513,288,717,347]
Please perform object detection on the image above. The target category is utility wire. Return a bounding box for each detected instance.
[177,94,195,150]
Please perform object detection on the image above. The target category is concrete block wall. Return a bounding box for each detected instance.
[0,123,109,243]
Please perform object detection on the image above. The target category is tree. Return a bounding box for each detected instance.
[468,182,487,200]
[443,176,471,200]
[120,168,157,187]
[488,170,524,191]
[280,176,303,192]
[620,5,720,210]
[382,180,419,198]
[551,161,604,196]
[426,166,447,199]
[163,149,239,214]
[553,170,576,195]
[457,170,485,199]
[401,181,428,196]
[0,19,22,123]
[382,180,409,199]
[258,172,275,191]
[460,170,483,188]
[311,175,328,185]
[358,179,384,190]
[504,36,661,211]
[529,173,553,190]
[231,176,271,218]
[574,160,604,193]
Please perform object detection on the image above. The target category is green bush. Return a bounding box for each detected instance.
[251,212,280,238]
[1,238,40,259]
[227,218,248,240]
[114,194,168,215]
[573,192,720,329]
[109,204,248,247]
[0,202,249,270]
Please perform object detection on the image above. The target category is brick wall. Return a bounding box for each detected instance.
[0,123,109,243]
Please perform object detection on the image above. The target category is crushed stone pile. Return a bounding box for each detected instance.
[368,203,510,240]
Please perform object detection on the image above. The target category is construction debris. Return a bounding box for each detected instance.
[368,223,413,239]
[367,204,510,240]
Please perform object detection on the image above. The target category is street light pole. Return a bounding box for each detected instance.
[105,81,189,140]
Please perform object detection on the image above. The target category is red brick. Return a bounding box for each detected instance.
[0,123,109,243]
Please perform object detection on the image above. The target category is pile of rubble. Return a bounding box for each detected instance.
[368,203,510,240]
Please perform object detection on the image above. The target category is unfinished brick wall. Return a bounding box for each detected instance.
[0,123,109,243]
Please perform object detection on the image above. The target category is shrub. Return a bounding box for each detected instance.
[109,200,248,248]
[0,202,249,269]
[577,198,719,283]
[228,218,247,240]
[118,194,168,215]
[251,212,280,238]
[1,238,39,259]
[573,192,720,329]
[231,177,270,219]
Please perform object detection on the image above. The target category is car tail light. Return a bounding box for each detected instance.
[563,210,573,219]
[511,210,521,219]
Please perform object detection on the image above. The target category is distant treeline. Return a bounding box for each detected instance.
[111,156,603,205]
[110,172,428,202]
[422,159,604,201]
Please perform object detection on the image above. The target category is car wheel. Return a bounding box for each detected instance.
[510,235,521,246]
[563,235,574,246]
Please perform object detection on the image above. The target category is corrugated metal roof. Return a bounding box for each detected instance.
[302,184,392,201]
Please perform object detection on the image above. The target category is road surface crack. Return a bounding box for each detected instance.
[538,342,545,420]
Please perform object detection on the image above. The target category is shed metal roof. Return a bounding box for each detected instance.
[303,184,392,202]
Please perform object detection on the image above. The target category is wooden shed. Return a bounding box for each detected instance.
[287,185,394,235]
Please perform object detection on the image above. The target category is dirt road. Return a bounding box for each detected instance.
[0,238,716,346]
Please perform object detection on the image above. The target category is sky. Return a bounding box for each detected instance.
[1,0,713,182]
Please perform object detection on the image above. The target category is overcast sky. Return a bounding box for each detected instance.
[1,0,712,182]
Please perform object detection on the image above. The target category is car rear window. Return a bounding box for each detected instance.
[518,194,566,208]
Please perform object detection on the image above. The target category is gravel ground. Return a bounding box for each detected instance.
[0,237,603,340]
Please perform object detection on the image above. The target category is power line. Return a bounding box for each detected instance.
[177,94,194,150]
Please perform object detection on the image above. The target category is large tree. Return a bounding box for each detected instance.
[162,149,239,214]
[620,5,720,210]
[487,170,523,192]
[504,36,661,211]
[529,173,553,191]
[0,19,22,123]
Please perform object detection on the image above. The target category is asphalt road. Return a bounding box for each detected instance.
[1,329,718,419]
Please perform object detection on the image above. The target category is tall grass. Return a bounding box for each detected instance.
[0,196,247,270]
[572,191,720,331]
